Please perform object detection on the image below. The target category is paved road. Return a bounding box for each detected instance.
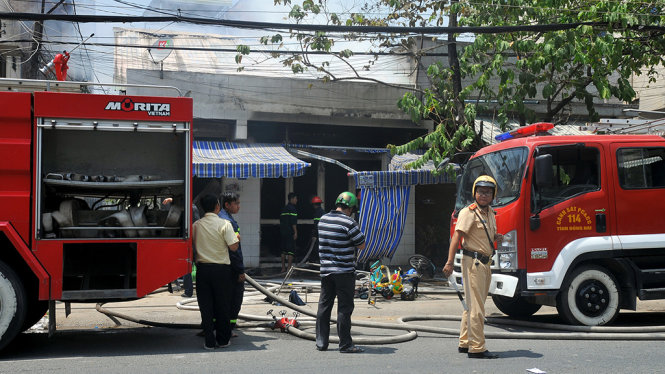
[1,281,665,373]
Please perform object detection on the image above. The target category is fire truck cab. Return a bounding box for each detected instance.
[452,123,665,326]
[0,82,192,349]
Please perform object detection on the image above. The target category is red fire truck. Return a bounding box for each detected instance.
[451,123,665,325]
[0,87,192,349]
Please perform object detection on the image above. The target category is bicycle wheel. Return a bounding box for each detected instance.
[408,254,435,278]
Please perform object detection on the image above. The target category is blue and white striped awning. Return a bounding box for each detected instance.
[350,170,451,188]
[193,141,310,178]
[357,186,410,262]
[351,159,453,261]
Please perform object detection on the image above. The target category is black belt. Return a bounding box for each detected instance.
[196,262,230,267]
[462,249,492,265]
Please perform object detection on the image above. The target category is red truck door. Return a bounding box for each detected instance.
[524,142,611,273]
[610,143,665,236]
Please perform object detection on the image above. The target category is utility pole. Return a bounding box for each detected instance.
[28,0,67,78]
[447,0,463,118]
[28,0,46,78]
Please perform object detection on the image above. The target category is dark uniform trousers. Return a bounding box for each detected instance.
[230,271,245,327]
[196,263,233,347]
[315,272,355,350]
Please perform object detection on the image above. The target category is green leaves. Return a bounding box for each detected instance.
[289,5,306,20]
[246,0,664,171]
[271,34,283,44]
[338,49,353,58]
[310,31,333,51]
[291,63,304,73]
[302,0,320,14]
[234,44,250,64]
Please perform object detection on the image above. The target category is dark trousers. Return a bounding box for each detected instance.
[182,273,193,296]
[230,273,245,327]
[196,263,233,348]
[316,272,355,350]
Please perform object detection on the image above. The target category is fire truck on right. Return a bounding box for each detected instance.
[450,122,665,326]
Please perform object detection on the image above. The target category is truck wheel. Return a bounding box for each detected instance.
[21,300,49,332]
[0,260,27,350]
[557,265,620,326]
[492,294,542,318]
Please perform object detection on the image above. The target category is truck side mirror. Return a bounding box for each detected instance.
[534,154,554,188]
[530,214,541,230]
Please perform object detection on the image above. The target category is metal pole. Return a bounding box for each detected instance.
[68,33,95,54]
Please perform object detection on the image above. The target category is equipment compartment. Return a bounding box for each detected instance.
[37,123,189,239]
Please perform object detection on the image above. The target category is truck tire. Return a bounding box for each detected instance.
[0,260,27,350]
[21,300,48,332]
[557,265,620,326]
[492,294,542,318]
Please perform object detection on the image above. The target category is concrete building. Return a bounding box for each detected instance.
[112,27,431,269]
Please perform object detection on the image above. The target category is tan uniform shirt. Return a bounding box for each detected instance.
[193,212,239,265]
[455,204,497,257]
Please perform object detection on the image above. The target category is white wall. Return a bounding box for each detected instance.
[222,178,261,268]
[634,64,665,112]
[386,189,415,267]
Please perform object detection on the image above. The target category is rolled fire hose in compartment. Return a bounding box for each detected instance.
[37,117,189,240]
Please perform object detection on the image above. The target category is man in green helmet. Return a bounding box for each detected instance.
[315,191,366,354]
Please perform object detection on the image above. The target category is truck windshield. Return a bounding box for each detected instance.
[455,147,528,211]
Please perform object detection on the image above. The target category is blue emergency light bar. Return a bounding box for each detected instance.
[495,122,555,142]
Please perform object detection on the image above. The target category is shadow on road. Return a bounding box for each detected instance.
[1,327,281,360]
[495,349,543,359]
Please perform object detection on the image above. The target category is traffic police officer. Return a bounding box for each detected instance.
[443,175,503,359]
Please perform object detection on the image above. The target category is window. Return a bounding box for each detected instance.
[617,148,665,189]
[532,145,600,210]
[455,147,528,211]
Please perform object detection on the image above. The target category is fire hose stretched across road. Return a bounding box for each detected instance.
[95,274,665,342]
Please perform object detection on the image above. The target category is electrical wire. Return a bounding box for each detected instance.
[0,0,42,65]
[0,38,447,56]
[12,0,665,19]
[3,12,663,35]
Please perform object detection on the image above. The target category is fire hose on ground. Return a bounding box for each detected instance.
[94,273,665,342]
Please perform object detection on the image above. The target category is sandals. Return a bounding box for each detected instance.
[340,346,364,353]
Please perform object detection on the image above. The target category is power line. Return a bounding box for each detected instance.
[12,0,664,18]
[0,39,450,57]
[3,12,663,34]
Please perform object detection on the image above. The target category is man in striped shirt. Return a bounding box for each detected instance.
[315,191,366,354]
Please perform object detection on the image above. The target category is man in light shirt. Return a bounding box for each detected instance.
[193,194,239,350]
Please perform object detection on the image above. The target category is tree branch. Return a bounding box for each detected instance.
[548,77,593,120]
